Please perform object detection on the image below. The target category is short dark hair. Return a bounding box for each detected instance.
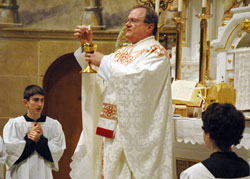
[132,5,158,36]
[24,85,44,101]
[202,103,245,151]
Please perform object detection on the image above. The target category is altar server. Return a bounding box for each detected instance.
[0,135,6,163]
[0,135,6,179]
[3,85,66,179]
[181,103,250,179]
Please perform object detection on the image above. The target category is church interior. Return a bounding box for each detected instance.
[0,0,250,178]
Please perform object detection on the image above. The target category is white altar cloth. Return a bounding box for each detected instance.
[174,117,250,150]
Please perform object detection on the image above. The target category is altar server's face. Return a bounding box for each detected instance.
[24,94,44,117]
[125,8,153,44]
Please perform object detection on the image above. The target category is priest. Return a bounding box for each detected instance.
[71,5,174,179]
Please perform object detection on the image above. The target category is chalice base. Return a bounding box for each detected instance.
[80,63,97,73]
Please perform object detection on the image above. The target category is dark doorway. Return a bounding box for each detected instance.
[43,53,82,179]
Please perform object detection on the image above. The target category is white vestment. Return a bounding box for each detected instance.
[3,116,66,179]
[70,36,174,179]
[0,136,6,179]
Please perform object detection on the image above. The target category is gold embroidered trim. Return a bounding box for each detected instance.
[113,44,169,65]
[100,103,117,120]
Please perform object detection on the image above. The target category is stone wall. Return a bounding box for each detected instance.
[0,0,177,160]
[14,0,137,30]
[0,28,119,135]
[2,0,177,29]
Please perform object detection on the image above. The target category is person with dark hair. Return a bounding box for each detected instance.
[3,85,66,179]
[71,5,174,179]
[181,103,250,179]
[23,84,45,101]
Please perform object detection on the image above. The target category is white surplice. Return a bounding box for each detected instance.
[180,163,215,179]
[180,162,250,179]
[71,36,174,179]
[0,135,6,164]
[0,136,6,179]
[3,116,66,179]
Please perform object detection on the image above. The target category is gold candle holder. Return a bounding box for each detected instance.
[196,7,212,85]
[173,12,186,80]
[80,43,97,74]
[206,40,213,80]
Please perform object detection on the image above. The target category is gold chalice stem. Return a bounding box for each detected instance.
[80,62,97,73]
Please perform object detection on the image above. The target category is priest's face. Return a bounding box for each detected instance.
[24,94,44,119]
[125,8,153,44]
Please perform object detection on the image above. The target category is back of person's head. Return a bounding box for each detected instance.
[202,103,245,151]
[24,85,44,101]
[132,5,158,36]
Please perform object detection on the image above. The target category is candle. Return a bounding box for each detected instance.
[202,0,207,8]
[155,0,160,16]
[178,0,183,12]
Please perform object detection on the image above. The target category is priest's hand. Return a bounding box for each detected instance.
[85,51,104,67]
[74,25,93,44]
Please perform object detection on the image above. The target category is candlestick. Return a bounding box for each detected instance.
[178,0,183,12]
[173,14,187,80]
[207,13,210,41]
[202,0,207,8]
[155,0,160,15]
[196,7,212,85]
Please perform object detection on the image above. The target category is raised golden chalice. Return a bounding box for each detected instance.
[80,43,97,73]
